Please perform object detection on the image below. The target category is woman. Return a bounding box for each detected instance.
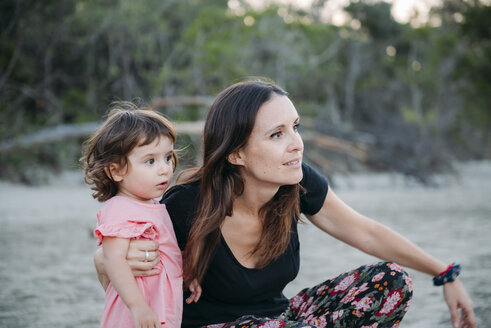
[95,80,475,328]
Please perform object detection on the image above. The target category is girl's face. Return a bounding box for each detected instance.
[232,94,304,189]
[112,135,174,203]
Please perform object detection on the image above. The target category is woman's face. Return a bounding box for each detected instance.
[233,94,304,188]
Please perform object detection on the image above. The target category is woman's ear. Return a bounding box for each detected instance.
[227,150,245,166]
[105,163,125,182]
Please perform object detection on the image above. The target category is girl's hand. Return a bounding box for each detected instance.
[186,279,202,304]
[127,239,161,277]
[443,279,476,328]
[130,303,162,328]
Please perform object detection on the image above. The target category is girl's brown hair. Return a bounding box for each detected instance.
[181,80,302,286]
[82,101,177,202]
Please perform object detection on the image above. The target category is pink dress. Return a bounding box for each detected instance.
[94,196,183,328]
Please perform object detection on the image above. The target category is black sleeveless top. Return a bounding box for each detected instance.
[161,163,328,327]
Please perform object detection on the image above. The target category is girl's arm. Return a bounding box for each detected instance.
[94,240,202,303]
[94,248,110,291]
[102,237,161,328]
[94,239,161,290]
[94,239,202,304]
[306,188,476,328]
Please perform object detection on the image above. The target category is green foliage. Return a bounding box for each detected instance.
[345,1,402,39]
[1,0,490,182]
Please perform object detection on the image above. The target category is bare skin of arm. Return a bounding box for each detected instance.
[94,240,160,291]
[102,237,161,328]
[94,239,202,303]
[94,188,474,327]
[306,189,476,328]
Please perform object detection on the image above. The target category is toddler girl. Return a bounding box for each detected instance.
[82,102,182,328]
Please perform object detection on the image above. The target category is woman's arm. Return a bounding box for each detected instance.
[307,189,447,274]
[94,239,202,303]
[102,237,161,328]
[306,188,475,328]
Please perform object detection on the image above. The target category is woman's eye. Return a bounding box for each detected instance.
[145,158,154,165]
[271,131,282,139]
[293,123,300,132]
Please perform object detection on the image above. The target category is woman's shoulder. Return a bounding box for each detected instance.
[299,162,329,216]
[161,181,201,250]
[162,180,201,204]
[161,181,201,224]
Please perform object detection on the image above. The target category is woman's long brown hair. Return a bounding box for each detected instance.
[181,80,302,286]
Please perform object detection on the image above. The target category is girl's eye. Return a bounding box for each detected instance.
[145,158,154,165]
[165,154,173,162]
[293,123,300,132]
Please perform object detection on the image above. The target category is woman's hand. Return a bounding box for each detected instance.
[443,279,476,328]
[185,279,202,304]
[126,239,161,277]
[94,239,160,290]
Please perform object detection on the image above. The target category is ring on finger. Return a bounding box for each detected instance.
[145,250,150,262]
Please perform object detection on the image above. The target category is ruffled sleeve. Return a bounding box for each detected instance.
[94,220,159,246]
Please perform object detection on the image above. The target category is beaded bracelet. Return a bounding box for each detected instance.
[433,263,461,286]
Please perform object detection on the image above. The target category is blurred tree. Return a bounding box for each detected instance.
[344,1,402,39]
[457,2,491,157]
[0,0,490,183]
[430,0,491,157]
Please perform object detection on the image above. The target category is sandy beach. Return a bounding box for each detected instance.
[1,161,490,327]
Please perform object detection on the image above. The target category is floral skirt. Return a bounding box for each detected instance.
[204,262,413,328]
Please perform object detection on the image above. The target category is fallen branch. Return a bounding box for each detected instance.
[0,121,204,153]
[302,132,369,162]
[1,95,213,153]
[1,111,370,164]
